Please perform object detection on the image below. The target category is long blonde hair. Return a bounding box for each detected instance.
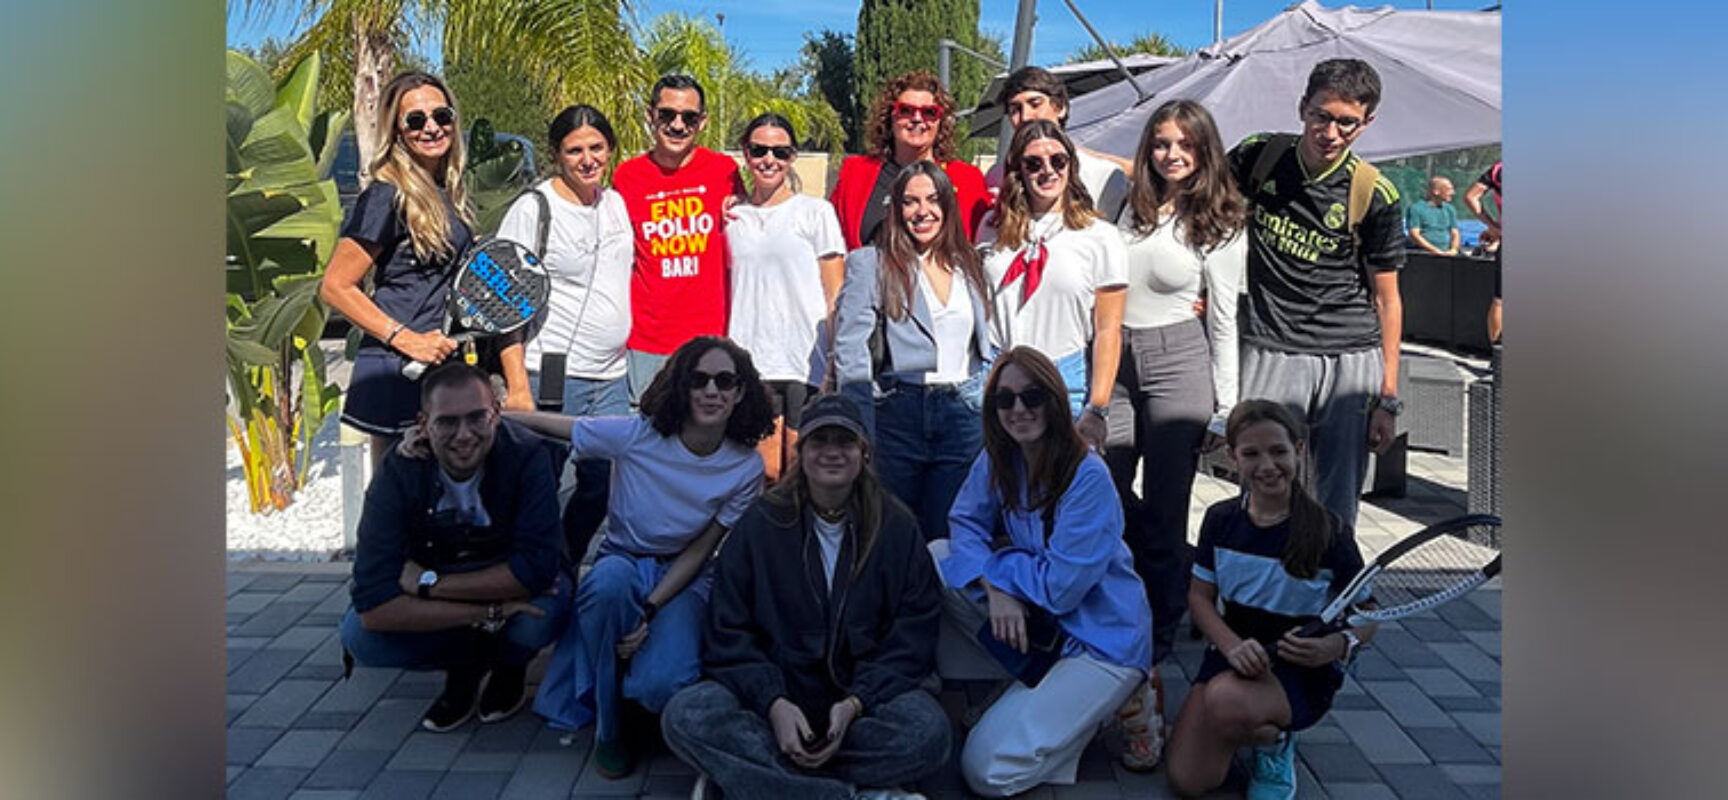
[368,71,474,263]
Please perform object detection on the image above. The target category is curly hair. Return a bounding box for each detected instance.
[639,336,777,447]
[1123,99,1245,253]
[864,70,959,163]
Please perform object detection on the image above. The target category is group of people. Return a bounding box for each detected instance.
[1403,162,1505,344]
[332,56,1410,799]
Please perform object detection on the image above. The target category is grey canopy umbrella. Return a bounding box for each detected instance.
[1065,1,1501,163]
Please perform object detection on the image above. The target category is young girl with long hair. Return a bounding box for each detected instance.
[1103,99,1249,769]
[978,120,1128,451]
[726,113,847,482]
[508,336,775,780]
[1165,399,1378,799]
[932,347,1153,797]
[321,71,477,471]
[831,160,994,541]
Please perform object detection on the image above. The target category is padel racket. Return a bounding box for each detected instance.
[402,237,550,380]
[1298,513,1502,638]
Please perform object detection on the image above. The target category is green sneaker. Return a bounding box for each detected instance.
[1246,734,1297,800]
[593,735,634,779]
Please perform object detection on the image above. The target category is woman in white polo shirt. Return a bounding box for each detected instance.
[978,119,1128,452]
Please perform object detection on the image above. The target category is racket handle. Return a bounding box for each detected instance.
[1296,618,1338,638]
[401,360,428,381]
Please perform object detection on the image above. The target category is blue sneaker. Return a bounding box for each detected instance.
[1246,734,1297,800]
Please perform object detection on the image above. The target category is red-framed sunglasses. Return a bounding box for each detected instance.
[891,102,944,122]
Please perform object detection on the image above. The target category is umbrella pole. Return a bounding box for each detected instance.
[1059,0,1151,103]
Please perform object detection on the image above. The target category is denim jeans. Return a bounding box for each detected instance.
[338,572,571,669]
[529,371,628,565]
[662,680,951,799]
[873,380,984,541]
[531,549,708,739]
[625,349,672,408]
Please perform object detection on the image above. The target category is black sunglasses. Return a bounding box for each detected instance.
[656,108,704,128]
[1019,153,1070,175]
[690,369,740,391]
[992,386,1050,411]
[402,106,456,132]
[746,143,795,161]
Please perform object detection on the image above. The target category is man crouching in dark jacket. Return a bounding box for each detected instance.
[662,394,949,800]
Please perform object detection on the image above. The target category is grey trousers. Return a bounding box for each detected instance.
[1239,344,1384,530]
[661,680,951,800]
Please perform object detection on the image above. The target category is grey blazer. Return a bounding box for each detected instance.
[832,246,994,432]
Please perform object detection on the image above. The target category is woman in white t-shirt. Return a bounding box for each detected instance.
[979,120,1128,451]
[493,105,635,562]
[1103,99,1248,772]
[726,113,846,482]
[509,335,775,779]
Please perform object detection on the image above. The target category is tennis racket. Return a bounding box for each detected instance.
[402,237,551,380]
[1298,513,1502,638]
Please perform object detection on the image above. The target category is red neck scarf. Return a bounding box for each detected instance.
[998,240,1049,305]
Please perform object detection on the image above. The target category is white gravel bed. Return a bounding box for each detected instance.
[225,412,351,561]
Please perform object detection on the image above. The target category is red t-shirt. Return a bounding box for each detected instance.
[613,147,744,354]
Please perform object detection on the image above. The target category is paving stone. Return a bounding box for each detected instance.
[228,766,311,800]
[303,612,345,628]
[498,752,583,799]
[1407,726,1495,764]
[1465,590,1501,621]
[1397,617,1468,643]
[428,770,509,799]
[231,648,308,693]
[358,770,442,800]
[464,713,540,752]
[1460,783,1502,800]
[1374,763,1470,799]
[302,748,391,790]
[1338,674,1366,695]
[1299,723,1351,745]
[231,645,265,675]
[1322,783,1399,799]
[256,729,345,769]
[1433,695,1499,713]
[449,751,522,772]
[1402,668,1481,698]
[231,572,261,596]
[246,573,308,592]
[229,727,285,765]
[230,592,280,614]
[1434,599,1498,631]
[280,581,344,605]
[529,723,588,753]
[1462,630,1501,658]
[230,766,246,785]
[231,693,262,713]
[317,586,355,614]
[291,662,348,681]
[1108,761,1176,798]
[234,679,335,729]
[340,699,429,752]
[1052,782,1124,798]
[234,603,318,639]
[1469,678,1500,699]
[1368,629,1449,668]
[642,772,698,797]
[1295,759,1326,799]
[384,675,444,700]
[1449,711,1501,747]
[290,791,361,800]
[571,751,647,796]
[313,668,401,714]
[1427,643,1501,682]
[387,730,474,771]
[1361,681,1455,727]
[1299,742,1379,783]
[1332,692,1381,710]
[644,751,695,776]
[271,626,334,653]
[1348,650,1407,681]
[1330,710,1429,764]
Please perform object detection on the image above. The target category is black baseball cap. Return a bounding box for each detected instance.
[797,394,866,440]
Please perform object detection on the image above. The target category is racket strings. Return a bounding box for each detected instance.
[452,243,549,333]
[1367,529,1499,610]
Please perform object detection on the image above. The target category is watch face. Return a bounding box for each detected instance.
[419,570,438,586]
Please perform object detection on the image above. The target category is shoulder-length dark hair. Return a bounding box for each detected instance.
[981,347,1089,529]
[1124,99,1245,253]
[865,70,959,163]
[639,336,776,447]
[1224,399,1334,579]
[995,120,1098,251]
[761,425,905,579]
[874,160,987,323]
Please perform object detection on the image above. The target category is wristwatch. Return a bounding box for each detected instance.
[417,569,439,599]
[1083,404,1109,420]
[1375,395,1404,416]
[1339,629,1363,662]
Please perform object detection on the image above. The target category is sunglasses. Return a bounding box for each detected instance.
[690,369,740,392]
[891,102,944,122]
[1018,153,1070,176]
[992,386,1050,411]
[655,108,704,129]
[402,106,456,132]
[746,143,795,161]
[1303,107,1366,136]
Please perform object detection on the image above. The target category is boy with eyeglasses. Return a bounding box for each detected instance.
[1222,56,1406,798]
[337,362,571,734]
[613,75,747,406]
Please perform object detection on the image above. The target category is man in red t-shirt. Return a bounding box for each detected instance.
[613,74,745,403]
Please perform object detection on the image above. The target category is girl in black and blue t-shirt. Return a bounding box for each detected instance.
[1165,399,1378,799]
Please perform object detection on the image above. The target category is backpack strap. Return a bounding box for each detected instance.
[1348,157,1386,299]
[1246,133,1298,205]
[530,188,552,258]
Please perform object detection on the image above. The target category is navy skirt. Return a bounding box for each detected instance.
[340,350,422,436]
[1193,645,1345,731]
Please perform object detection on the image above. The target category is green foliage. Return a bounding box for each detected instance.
[446,51,549,146]
[1377,144,1502,221]
[854,0,991,152]
[800,30,860,153]
[1065,30,1191,63]
[226,49,346,513]
[464,117,534,235]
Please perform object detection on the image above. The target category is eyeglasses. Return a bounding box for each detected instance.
[992,386,1050,411]
[427,407,495,436]
[1302,107,1366,136]
[746,143,795,161]
[402,106,456,132]
[1018,153,1070,176]
[891,102,944,123]
[655,108,704,129]
[690,369,740,391]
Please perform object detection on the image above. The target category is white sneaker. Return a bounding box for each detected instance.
[691,773,722,800]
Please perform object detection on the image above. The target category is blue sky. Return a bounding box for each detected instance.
[227,0,1495,74]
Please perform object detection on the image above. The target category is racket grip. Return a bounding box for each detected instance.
[1296,619,1336,638]
[401,360,428,381]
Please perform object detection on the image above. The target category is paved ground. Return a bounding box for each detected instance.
[226,450,1499,799]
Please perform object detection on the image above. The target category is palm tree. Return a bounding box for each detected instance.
[1066,31,1190,63]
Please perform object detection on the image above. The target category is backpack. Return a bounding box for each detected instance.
[1246,133,1384,296]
